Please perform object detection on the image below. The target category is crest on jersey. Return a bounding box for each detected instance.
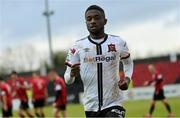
[108,44,116,52]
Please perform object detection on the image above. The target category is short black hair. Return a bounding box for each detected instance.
[11,70,17,75]
[85,5,105,17]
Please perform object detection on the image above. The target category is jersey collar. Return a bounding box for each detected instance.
[88,34,108,45]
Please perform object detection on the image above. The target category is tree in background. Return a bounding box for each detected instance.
[0,45,42,74]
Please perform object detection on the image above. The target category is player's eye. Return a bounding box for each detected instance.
[86,17,92,22]
[94,15,101,20]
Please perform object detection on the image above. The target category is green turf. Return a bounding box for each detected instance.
[12,97,180,117]
[124,97,180,117]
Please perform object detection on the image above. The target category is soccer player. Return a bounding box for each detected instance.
[10,71,34,118]
[48,69,67,118]
[0,77,13,117]
[64,5,133,117]
[144,64,173,118]
[30,72,47,117]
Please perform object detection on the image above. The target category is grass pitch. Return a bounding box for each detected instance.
[12,97,180,117]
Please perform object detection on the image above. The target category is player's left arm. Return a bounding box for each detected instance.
[118,40,134,90]
[119,57,133,90]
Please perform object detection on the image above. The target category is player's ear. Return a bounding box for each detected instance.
[104,18,107,25]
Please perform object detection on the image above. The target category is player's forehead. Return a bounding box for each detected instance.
[11,73,17,76]
[85,9,103,18]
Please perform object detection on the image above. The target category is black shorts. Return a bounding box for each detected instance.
[2,106,13,117]
[20,101,29,110]
[85,106,126,118]
[33,99,45,108]
[153,89,166,100]
[56,104,66,111]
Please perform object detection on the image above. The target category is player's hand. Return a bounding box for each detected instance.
[118,77,130,90]
[3,105,8,111]
[70,65,80,77]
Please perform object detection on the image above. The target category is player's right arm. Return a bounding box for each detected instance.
[1,90,8,111]
[64,42,80,84]
[64,66,80,84]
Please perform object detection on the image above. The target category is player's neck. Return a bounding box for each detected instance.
[90,32,106,39]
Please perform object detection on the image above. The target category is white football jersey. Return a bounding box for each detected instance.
[64,34,133,112]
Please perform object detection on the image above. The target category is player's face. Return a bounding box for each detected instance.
[85,9,106,35]
[11,74,17,79]
[48,71,55,81]
[148,65,155,74]
[32,73,38,78]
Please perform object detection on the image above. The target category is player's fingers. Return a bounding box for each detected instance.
[71,67,80,77]
[118,80,125,86]
[71,68,80,74]
[71,66,80,72]
[118,80,128,90]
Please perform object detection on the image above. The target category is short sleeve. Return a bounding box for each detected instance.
[23,81,29,87]
[1,90,6,96]
[55,84,62,91]
[120,40,130,60]
[65,42,80,67]
[157,74,163,80]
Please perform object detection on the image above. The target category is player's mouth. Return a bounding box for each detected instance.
[90,25,98,30]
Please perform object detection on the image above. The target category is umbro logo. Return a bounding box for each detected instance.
[83,48,90,52]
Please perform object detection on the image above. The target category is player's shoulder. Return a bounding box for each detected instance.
[108,34,126,43]
[56,76,63,81]
[108,34,120,38]
[76,36,88,43]
[71,36,88,48]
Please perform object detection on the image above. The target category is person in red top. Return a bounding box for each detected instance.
[144,64,173,118]
[30,72,48,117]
[10,71,34,118]
[48,69,67,118]
[0,77,13,117]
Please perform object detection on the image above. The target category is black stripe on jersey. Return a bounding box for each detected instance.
[96,44,103,111]
[88,35,108,111]
[88,34,108,45]
[97,63,103,111]
[96,45,102,55]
